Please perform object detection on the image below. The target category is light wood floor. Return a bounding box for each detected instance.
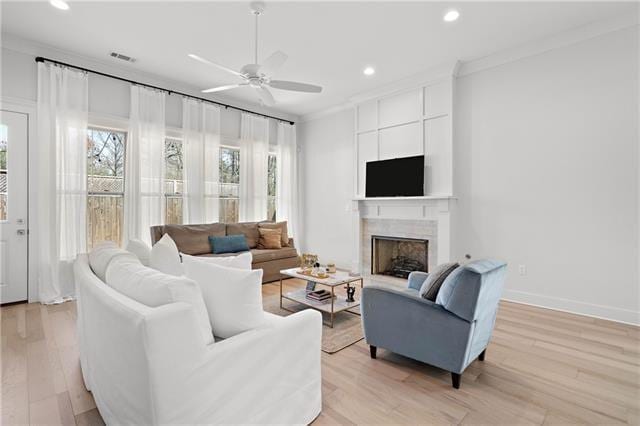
[2,280,639,425]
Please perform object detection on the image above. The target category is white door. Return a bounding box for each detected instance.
[0,110,28,304]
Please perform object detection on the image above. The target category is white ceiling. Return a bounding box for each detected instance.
[1,1,635,116]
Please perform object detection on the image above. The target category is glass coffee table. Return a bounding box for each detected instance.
[279,267,364,328]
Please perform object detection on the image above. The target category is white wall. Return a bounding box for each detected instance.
[298,109,355,268]
[299,25,639,324]
[453,26,638,324]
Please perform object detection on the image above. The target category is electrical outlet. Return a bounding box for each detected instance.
[518,265,527,276]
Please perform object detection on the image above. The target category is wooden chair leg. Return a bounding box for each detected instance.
[479,349,486,361]
[451,372,461,389]
[370,345,377,359]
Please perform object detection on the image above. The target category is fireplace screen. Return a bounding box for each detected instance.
[371,236,429,279]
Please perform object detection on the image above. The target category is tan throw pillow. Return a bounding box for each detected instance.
[259,221,289,247]
[258,228,282,249]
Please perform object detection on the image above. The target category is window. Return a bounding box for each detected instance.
[0,124,7,221]
[165,138,183,224]
[219,147,240,223]
[86,128,126,249]
[268,153,277,221]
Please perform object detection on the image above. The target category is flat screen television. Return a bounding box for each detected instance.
[365,155,424,197]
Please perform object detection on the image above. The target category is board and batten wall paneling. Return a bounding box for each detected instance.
[357,100,377,133]
[378,89,421,128]
[379,122,422,160]
[354,77,454,197]
[424,81,451,118]
[357,132,378,197]
[425,116,452,195]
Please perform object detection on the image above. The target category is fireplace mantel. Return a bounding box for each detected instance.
[353,195,455,201]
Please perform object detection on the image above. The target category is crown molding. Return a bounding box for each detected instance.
[458,13,638,77]
[347,60,460,105]
[1,33,300,123]
[298,12,637,123]
[299,60,460,122]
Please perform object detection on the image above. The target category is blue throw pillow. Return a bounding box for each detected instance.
[209,235,250,254]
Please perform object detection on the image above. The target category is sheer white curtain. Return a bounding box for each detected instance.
[36,62,89,303]
[182,99,221,224]
[124,86,166,245]
[239,113,269,222]
[276,122,299,239]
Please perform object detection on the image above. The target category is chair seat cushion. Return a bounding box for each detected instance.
[251,247,298,263]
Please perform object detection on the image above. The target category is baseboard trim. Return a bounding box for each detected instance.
[502,289,640,326]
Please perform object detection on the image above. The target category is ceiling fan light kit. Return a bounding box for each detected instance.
[190,1,323,106]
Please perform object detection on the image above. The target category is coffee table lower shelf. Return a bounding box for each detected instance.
[280,289,362,328]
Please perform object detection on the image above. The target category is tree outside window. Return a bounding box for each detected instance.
[219,147,240,223]
[86,128,126,248]
[268,154,277,221]
[165,138,183,224]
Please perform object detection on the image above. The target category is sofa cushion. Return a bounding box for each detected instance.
[151,223,226,255]
[419,262,459,301]
[226,222,260,249]
[105,255,214,345]
[182,252,252,270]
[259,221,289,247]
[88,241,137,282]
[251,247,298,263]
[257,228,282,249]
[150,234,183,276]
[183,255,264,339]
[209,234,249,254]
[126,239,151,266]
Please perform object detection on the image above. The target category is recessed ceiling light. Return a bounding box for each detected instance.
[50,0,70,10]
[363,67,375,76]
[443,9,459,22]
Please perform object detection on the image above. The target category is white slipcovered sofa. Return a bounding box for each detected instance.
[74,252,322,424]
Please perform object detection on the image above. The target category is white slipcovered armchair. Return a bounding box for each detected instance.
[74,254,322,424]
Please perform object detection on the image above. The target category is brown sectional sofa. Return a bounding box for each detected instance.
[150,222,300,283]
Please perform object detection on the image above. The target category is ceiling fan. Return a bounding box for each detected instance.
[188,1,322,106]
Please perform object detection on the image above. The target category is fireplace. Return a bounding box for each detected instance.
[371,235,429,279]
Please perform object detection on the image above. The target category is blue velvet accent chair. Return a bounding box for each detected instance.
[361,259,507,389]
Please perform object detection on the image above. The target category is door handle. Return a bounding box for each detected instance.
[17,229,26,236]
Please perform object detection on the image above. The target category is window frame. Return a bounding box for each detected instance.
[218,144,241,224]
[164,136,184,225]
[86,125,127,248]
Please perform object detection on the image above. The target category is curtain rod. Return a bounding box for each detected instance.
[35,56,295,125]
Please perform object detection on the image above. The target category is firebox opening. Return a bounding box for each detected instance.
[371,236,429,279]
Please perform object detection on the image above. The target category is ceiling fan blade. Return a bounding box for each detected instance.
[256,86,276,106]
[201,83,247,93]
[188,53,246,78]
[268,80,323,93]
[259,51,288,76]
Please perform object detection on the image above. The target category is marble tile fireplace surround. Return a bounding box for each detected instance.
[352,197,454,281]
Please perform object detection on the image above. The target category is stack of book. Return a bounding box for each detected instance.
[306,289,333,302]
